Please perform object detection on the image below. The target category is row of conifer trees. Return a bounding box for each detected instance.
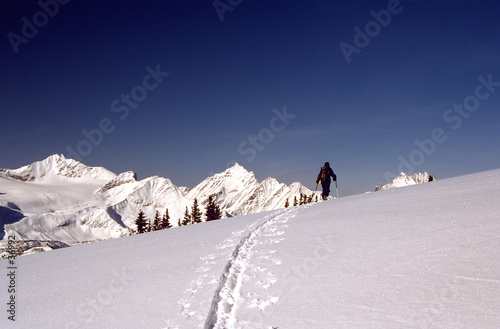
[135,192,319,234]
[134,194,222,234]
[284,193,318,208]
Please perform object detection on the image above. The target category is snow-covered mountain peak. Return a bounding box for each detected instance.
[187,164,258,203]
[261,176,280,185]
[375,172,436,191]
[2,154,116,183]
[259,177,283,193]
[124,175,185,208]
[289,181,309,192]
[222,162,255,179]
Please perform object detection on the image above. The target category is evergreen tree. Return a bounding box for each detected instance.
[307,194,313,204]
[284,198,289,208]
[162,208,172,229]
[135,209,148,234]
[177,218,182,227]
[205,194,222,221]
[293,196,298,207]
[182,206,191,226]
[147,216,152,232]
[152,211,162,231]
[314,195,318,203]
[191,198,202,224]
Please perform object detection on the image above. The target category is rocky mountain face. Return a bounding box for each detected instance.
[0,155,321,254]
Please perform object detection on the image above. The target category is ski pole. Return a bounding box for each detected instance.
[335,180,339,199]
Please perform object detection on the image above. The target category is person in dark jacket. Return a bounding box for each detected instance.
[316,162,337,200]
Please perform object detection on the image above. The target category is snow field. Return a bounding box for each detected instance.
[0,169,499,328]
[267,171,500,328]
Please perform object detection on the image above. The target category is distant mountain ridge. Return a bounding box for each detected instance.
[1,154,115,183]
[0,155,321,253]
[375,172,436,191]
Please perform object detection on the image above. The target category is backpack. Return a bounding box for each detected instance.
[320,166,327,179]
[319,166,328,184]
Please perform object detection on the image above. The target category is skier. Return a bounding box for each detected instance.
[316,162,337,200]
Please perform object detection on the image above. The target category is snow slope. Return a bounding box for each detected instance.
[0,156,319,249]
[1,169,499,328]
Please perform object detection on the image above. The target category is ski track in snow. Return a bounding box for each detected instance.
[203,206,301,329]
[176,225,255,326]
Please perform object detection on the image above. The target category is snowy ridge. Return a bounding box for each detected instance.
[375,172,436,191]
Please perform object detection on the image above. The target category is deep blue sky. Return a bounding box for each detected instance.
[1,0,499,196]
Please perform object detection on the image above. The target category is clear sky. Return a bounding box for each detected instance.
[1,0,499,196]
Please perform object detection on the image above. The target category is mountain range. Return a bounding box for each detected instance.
[0,155,321,254]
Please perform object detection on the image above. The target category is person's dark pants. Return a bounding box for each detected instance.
[322,181,330,200]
